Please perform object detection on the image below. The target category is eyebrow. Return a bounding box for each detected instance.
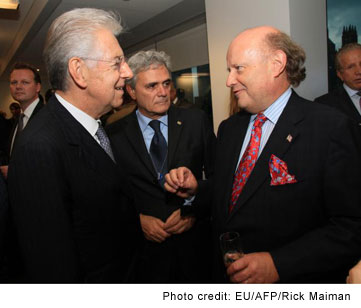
[145,78,171,87]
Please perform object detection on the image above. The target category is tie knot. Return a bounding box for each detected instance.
[149,120,161,133]
[254,113,267,128]
[96,124,106,138]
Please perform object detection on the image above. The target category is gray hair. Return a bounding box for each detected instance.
[43,8,123,91]
[265,31,306,87]
[335,43,361,71]
[126,50,171,88]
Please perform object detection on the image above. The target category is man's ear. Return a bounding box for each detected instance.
[68,57,87,89]
[272,50,287,78]
[126,84,136,100]
[336,70,344,82]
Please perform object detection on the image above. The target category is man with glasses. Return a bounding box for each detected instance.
[7,8,140,282]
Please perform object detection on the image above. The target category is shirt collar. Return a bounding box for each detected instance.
[250,87,292,124]
[136,109,168,133]
[343,83,360,98]
[55,93,99,137]
[23,97,40,119]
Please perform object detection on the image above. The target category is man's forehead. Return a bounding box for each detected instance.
[139,66,170,80]
[10,69,35,79]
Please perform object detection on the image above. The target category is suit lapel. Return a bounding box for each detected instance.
[125,111,157,177]
[340,88,361,123]
[167,106,183,168]
[228,92,305,220]
[48,97,118,183]
[219,112,250,219]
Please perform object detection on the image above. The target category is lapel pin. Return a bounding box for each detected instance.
[177,121,182,125]
[286,134,293,143]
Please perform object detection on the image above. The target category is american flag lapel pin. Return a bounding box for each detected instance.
[177,121,182,125]
[286,134,293,143]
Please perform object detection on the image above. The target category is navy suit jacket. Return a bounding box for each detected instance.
[314,87,361,132]
[8,96,140,282]
[107,106,216,282]
[201,91,361,283]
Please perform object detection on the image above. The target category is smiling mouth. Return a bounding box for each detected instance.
[115,86,123,90]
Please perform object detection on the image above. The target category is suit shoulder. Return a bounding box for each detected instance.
[106,112,133,135]
[314,88,345,104]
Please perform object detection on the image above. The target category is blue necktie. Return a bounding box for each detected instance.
[149,120,167,181]
[96,124,115,162]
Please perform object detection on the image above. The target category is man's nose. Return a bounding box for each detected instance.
[120,62,133,80]
[226,71,236,88]
[157,85,168,96]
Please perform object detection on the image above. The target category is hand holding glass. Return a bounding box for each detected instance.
[219,231,244,267]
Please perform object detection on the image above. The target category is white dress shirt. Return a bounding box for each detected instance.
[55,93,102,144]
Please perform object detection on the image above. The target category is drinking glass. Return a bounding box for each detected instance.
[219,231,244,266]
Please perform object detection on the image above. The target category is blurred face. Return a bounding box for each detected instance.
[10,69,41,108]
[337,48,361,91]
[226,31,276,114]
[130,65,171,119]
[9,104,21,117]
[85,28,133,116]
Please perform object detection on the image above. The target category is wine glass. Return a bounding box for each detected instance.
[219,231,244,266]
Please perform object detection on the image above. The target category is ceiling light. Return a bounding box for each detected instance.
[0,0,19,10]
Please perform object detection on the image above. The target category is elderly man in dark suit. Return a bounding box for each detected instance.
[106,50,216,282]
[7,8,139,282]
[165,26,361,283]
[314,43,361,131]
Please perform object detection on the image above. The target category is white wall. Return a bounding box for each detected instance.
[205,0,328,132]
[289,0,328,98]
[135,23,209,72]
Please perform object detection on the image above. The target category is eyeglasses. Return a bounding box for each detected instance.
[82,56,127,72]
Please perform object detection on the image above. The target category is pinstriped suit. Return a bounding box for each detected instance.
[202,92,361,283]
[8,96,140,282]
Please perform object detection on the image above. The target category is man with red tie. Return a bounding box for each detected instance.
[165,26,361,283]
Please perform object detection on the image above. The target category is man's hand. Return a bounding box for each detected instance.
[164,209,196,234]
[346,260,361,284]
[139,214,170,243]
[0,165,8,179]
[226,252,280,283]
[164,167,198,198]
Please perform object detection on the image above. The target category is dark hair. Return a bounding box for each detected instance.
[10,62,41,84]
[265,31,306,87]
[335,43,361,71]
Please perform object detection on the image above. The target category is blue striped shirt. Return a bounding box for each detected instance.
[236,87,292,169]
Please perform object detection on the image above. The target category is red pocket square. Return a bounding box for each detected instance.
[269,154,297,186]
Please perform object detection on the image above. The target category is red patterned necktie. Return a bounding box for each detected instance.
[229,113,267,213]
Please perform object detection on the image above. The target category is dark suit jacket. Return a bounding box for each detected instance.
[314,87,361,131]
[0,171,8,263]
[107,106,216,282]
[7,96,140,283]
[173,97,195,109]
[5,97,44,164]
[0,117,11,165]
[204,91,361,283]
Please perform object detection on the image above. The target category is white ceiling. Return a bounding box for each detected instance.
[0,0,205,81]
